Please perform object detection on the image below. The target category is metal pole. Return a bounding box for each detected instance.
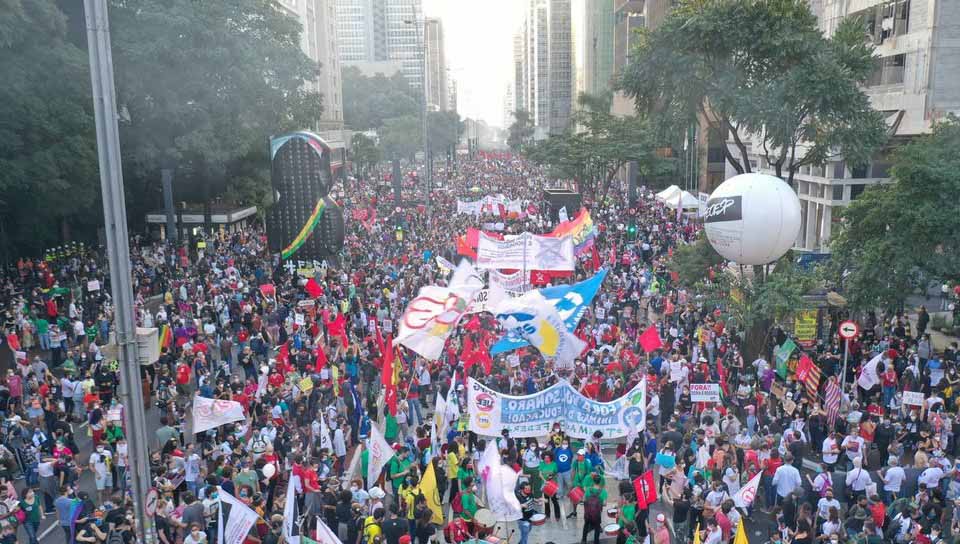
[161,168,177,242]
[84,2,156,543]
[420,16,431,210]
[840,338,849,393]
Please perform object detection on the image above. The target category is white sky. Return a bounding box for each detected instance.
[423,0,524,128]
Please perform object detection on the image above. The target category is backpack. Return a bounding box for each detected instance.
[584,494,602,523]
[106,529,126,544]
[451,491,464,514]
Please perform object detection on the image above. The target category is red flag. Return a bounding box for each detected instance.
[796,353,814,383]
[382,335,397,416]
[718,356,728,396]
[638,325,663,353]
[315,345,328,371]
[326,313,349,347]
[591,245,601,271]
[464,315,482,331]
[456,235,477,259]
[305,278,323,299]
[633,471,658,510]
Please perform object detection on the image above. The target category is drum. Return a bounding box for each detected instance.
[484,537,501,544]
[474,508,496,529]
[606,507,619,519]
[529,514,547,526]
[603,524,621,537]
[567,486,585,504]
[542,480,559,497]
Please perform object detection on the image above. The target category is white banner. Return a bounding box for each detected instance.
[395,260,484,359]
[366,425,395,485]
[314,516,343,544]
[283,476,299,544]
[475,232,575,271]
[489,269,530,292]
[456,195,524,216]
[478,441,522,521]
[192,396,247,434]
[218,490,259,544]
[456,200,483,215]
[902,391,925,407]
[690,383,721,403]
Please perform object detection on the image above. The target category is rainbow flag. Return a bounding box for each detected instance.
[158,324,172,350]
[281,198,327,260]
[550,208,596,255]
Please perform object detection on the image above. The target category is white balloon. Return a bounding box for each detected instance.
[703,173,802,265]
[262,462,276,478]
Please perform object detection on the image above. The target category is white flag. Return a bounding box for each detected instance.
[558,206,569,223]
[445,374,460,423]
[493,291,586,365]
[395,260,483,359]
[192,396,246,434]
[434,392,448,451]
[366,424,395,486]
[218,489,259,544]
[314,515,343,544]
[478,441,522,521]
[283,475,300,544]
[857,353,883,390]
[733,471,762,508]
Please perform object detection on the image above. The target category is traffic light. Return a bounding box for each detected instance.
[627,222,637,240]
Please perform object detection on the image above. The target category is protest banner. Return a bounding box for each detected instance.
[690,383,721,403]
[192,396,247,434]
[466,377,646,439]
[475,232,575,271]
[902,391,925,407]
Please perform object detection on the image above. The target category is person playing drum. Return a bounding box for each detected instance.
[457,476,483,523]
[539,452,561,520]
[515,479,544,544]
[616,491,638,544]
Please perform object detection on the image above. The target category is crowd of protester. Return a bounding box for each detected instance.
[0,154,957,544]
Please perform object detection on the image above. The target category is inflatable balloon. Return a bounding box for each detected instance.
[262,462,276,479]
[703,173,801,265]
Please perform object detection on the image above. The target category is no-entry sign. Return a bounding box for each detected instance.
[838,320,859,340]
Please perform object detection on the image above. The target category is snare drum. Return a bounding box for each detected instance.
[484,537,501,544]
[606,507,619,519]
[474,508,496,529]
[603,524,621,537]
[529,514,547,526]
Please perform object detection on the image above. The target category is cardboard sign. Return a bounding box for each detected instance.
[690,383,721,403]
[669,361,683,382]
[770,382,787,399]
[298,377,314,393]
[783,398,797,415]
[902,391,924,407]
[87,280,100,292]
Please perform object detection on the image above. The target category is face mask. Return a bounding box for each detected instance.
[350,485,358,492]
[97,447,104,453]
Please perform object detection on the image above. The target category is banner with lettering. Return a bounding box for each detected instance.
[466,377,646,438]
[476,232,575,271]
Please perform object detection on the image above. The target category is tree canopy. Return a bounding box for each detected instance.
[342,66,420,131]
[506,109,534,153]
[618,0,887,186]
[830,117,960,310]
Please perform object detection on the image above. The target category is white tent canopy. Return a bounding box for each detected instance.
[655,185,682,203]
[663,190,700,210]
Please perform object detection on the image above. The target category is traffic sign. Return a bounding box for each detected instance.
[145,488,159,517]
[838,320,859,340]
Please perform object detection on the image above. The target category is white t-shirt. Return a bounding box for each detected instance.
[821,437,840,464]
[90,450,112,478]
[841,435,865,462]
[884,466,906,492]
[919,467,945,489]
[817,497,841,519]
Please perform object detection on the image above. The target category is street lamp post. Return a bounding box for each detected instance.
[405,11,430,209]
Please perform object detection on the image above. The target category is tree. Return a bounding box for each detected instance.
[427,110,465,156]
[109,0,323,224]
[668,235,725,287]
[0,0,101,256]
[507,109,534,152]
[830,117,960,311]
[379,116,422,160]
[350,133,382,180]
[527,93,672,199]
[342,66,420,130]
[618,0,887,186]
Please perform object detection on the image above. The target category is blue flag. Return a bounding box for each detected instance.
[490,269,607,355]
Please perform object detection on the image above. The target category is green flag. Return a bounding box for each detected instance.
[775,339,797,379]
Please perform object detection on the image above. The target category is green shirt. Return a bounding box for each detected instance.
[539,460,557,482]
[619,503,637,528]
[104,425,124,444]
[234,469,259,493]
[459,491,479,520]
[361,449,369,481]
[34,319,49,334]
[384,414,398,441]
[62,358,77,375]
[388,456,411,490]
[458,467,475,488]
[86,325,98,341]
[572,460,592,488]
[584,486,607,503]
[19,498,41,524]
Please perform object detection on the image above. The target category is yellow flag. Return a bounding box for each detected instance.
[420,461,444,524]
[733,519,749,544]
[693,523,701,544]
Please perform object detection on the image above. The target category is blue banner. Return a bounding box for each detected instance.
[490,269,607,355]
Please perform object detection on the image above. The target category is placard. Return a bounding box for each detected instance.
[902,391,924,407]
[794,310,818,347]
[690,383,721,403]
[298,376,314,393]
[87,280,100,292]
[669,361,683,382]
[770,382,787,399]
[783,398,797,415]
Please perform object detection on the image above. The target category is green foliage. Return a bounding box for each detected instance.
[0,0,101,255]
[342,66,420,131]
[350,133,381,180]
[507,109,534,152]
[527,93,671,198]
[618,0,887,184]
[830,117,960,310]
[668,235,725,287]
[427,110,465,155]
[380,116,422,160]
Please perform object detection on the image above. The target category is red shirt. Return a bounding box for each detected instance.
[763,456,783,478]
[176,363,191,385]
[869,502,885,528]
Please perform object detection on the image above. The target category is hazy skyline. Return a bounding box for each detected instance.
[423,0,524,128]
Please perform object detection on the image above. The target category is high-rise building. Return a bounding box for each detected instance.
[447,72,458,113]
[424,17,448,111]
[513,0,573,136]
[275,0,344,135]
[503,83,515,129]
[572,0,615,100]
[735,0,960,252]
[335,0,425,93]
